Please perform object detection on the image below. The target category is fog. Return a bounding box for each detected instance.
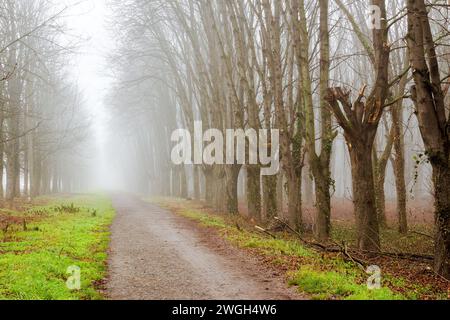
[1,0,446,229]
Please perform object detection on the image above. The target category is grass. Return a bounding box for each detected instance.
[332,223,435,256]
[151,198,445,300]
[182,209,228,229]
[226,231,314,258]
[0,194,115,300]
[288,267,403,300]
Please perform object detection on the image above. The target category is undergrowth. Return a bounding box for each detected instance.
[0,194,114,300]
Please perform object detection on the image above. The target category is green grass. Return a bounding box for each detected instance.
[151,198,439,300]
[332,223,435,256]
[0,194,115,300]
[288,266,403,300]
[182,209,228,228]
[227,231,314,258]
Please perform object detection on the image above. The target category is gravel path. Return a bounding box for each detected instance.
[106,194,303,300]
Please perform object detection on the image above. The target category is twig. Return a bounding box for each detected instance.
[255,226,277,239]
[274,217,309,244]
[273,217,434,263]
[359,250,434,262]
[410,231,434,240]
[334,241,367,271]
[274,217,329,250]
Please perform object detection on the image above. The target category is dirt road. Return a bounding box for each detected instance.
[106,194,302,300]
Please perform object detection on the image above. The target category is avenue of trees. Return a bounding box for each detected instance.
[105,0,450,279]
[0,0,91,199]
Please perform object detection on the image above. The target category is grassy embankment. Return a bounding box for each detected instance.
[0,194,114,300]
[151,198,448,300]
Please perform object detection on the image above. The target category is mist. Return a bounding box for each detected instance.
[1,0,450,294]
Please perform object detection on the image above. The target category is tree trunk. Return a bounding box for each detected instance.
[287,173,302,231]
[23,147,29,197]
[313,163,332,241]
[42,164,51,195]
[6,152,18,200]
[406,0,450,278]
[171,167,180,197]
[163,166,171,196]
[394,158,408,234]
[213,166,226,212]
[0,107,4,199]
[193,165,200,200]
[204,167,214,205]
[373,153,388,227]
[225,165,240,214]
[372,128,395,228]
[52,164,59,194]
[277,173,284,217]
[247,165,261,220]
[303,161,313,206]
[0,149,3,199]
[350,146,381,251]
[392,105,408,234]
[180,166,188,199]
[263,174,278,221]
[433,163,450,278]
[31,148,41,198]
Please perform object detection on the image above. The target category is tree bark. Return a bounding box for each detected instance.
[350,145,381,251]
[373,159,387,227]
[263,174,278,220]
[213,166,226,212]
[303,162,313,206]
[247,165,261,220]
[31,145,41,198]
[312,161,332,241]
[433,164,450,277]
[225,165,241,214]
[193,165,200,200]
[277,173,285,216]
[372,131,394,228]
[171,167,180,197]
[287,172,302,231]
[392,106,408,234]
[180,166,188,199]
[204,167,214,205]
[407,0,450,278]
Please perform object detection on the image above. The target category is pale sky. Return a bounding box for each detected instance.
[65,0,114,188]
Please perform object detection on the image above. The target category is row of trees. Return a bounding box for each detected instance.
[106,0,449,278]
[0,0,91,200]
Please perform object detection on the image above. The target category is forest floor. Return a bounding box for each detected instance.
[0,194,114,300]
[152,198,449,300]
[106,194,302,300]
[0,194,447,300]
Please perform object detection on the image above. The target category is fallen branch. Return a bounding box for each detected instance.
[255,226,277,239]
[273,217,328,250]
[334,241,367,271]
[410,231,434,240]
[271,217,434,263]
[359,250,434,262]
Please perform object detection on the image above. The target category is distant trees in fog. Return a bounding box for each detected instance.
[0,0,91,199]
